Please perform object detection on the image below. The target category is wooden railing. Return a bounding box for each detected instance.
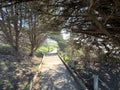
[58,53,88,90]
[58,51,111,90]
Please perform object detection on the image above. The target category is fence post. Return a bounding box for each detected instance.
[93,75,98,90]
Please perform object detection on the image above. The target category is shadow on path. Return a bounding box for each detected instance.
[39,54,80,90]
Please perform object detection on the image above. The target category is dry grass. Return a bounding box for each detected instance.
[0,53,42,90]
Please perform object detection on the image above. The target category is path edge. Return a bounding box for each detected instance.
[29,54,45,90]
[58,54,88,90]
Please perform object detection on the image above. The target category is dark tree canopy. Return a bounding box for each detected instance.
[0,0,120,46]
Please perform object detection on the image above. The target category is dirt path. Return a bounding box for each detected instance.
[39,53,80,90]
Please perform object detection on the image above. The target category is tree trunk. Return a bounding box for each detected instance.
[14,45,19,53]
[15,32,19,53]
[29,50,34,56]
[29,44,34,56]
[14,4,19,53]
[14,45,20,62]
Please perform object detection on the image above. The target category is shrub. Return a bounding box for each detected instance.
[36,45,48,54]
